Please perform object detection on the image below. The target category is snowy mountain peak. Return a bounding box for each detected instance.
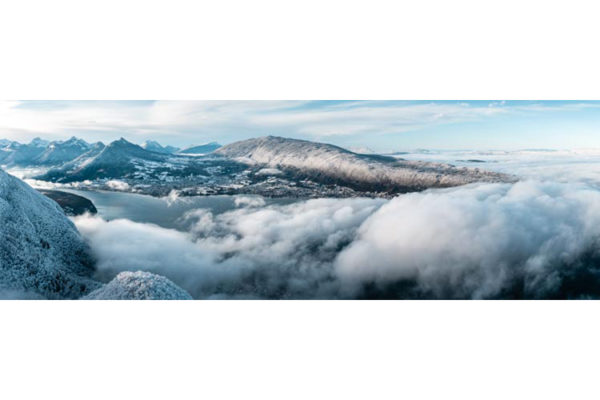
[141,140,179,154]
[106,138,145,151]
[62,136,89,146]
[114,137,132,145]
[34,136,92,165]
[29,137,49,147]
[142,140,162,148]
[0,139,14,148]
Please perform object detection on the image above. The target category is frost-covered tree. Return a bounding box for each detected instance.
[84,271,192,300]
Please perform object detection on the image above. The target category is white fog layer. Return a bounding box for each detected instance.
[7,138,600,299]
[70,148,600,298]
[74,198,385,299]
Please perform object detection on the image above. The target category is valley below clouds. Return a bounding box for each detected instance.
[70,150,600,299]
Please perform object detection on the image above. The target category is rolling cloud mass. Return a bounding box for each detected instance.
[71,150,600,299]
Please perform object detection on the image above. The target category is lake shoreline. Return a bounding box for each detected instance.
[39,189,98,216]
[52,188,300,230]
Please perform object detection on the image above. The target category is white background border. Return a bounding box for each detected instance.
[2,1,600,399]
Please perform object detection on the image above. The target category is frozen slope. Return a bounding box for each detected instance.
[216,136,515,192]
[0,168,99,299]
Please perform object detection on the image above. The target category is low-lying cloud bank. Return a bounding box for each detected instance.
[73,181,600,299]
[336,181,600,299]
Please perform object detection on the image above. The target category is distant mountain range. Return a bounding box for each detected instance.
[0,137,222,168]
[0,136,91,166]
[2,135,514,198]
[0,137,50,166]
[35,137,93,165]
[36,138,237,187]
[141,140,181,154]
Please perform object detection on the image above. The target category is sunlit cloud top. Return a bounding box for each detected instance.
[1,100,600,151]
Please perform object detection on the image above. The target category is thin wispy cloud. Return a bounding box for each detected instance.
[1,100,599,150]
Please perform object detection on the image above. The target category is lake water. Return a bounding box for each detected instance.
[63,189,297,230]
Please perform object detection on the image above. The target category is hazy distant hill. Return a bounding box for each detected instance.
[215,136,514,192]
[39,138,167,182]
[0,139,15,147]
[51,141,107,173]
[0,137,48,166]
[34,137,91,165]
[141,140,180,154]
[178,142,222,155]
[0,136,92,167]
[0,136,186,167]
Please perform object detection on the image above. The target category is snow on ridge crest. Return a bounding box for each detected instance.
[216,136,515,190]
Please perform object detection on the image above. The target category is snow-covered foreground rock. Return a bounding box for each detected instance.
[0,168,192,299]
[84,271,192,300]
[0,168,100,299]
[69,180,600,299]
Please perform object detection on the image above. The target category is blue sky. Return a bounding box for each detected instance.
[1,100,600,151]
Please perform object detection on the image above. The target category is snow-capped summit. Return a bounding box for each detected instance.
[29,137,50,147]
[141,140,166,153]
[62,136,89,147]
[84,271,192,300]
[141,140,180,154]
[34,136,91,165]
[0,139,14,148]
[0,168,100,299]
[96,138,166,162]
[38,138,168,182]
[0,139,48,166]
[216,136,514,192]
[0,137,90,167]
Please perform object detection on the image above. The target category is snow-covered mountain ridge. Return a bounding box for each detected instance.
[6,135,515,198]
[215,136,514,192]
